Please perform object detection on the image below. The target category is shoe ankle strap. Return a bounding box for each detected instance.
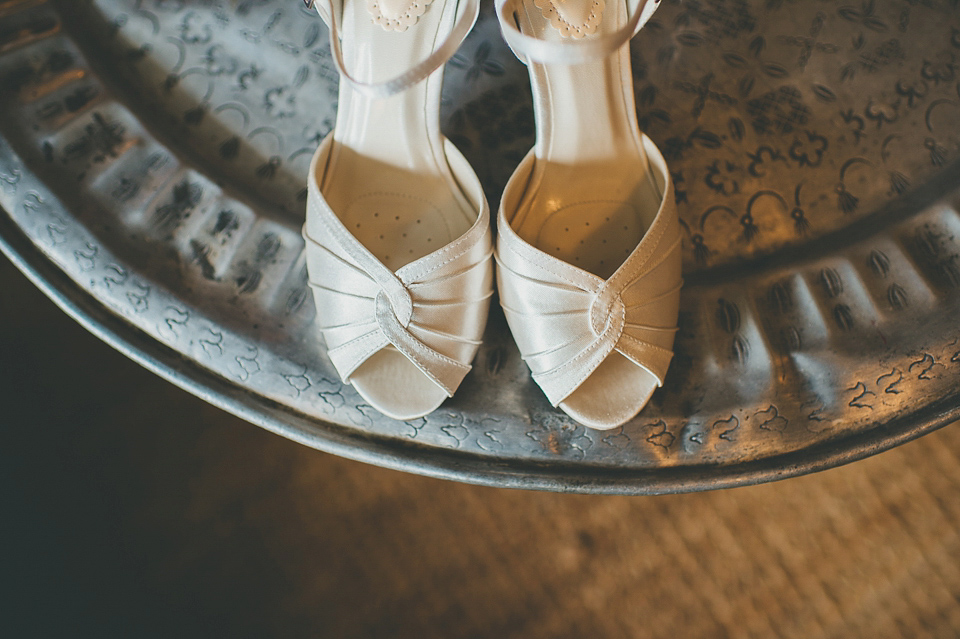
[495,0,659,65]
[311,0,480,98]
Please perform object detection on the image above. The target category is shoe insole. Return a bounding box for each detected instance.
[510,0,663,281]
[320,0,476,273]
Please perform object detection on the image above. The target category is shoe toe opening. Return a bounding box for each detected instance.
[350,347,450,421]
[559,352,658,430]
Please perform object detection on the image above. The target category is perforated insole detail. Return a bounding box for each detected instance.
[535,200,643,280]
[344,192,453,271]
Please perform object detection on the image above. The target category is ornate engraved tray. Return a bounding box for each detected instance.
[2,0,960,493]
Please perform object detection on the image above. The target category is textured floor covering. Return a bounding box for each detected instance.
[3,252,960,639]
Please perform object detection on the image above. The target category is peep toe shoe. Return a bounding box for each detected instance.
[494,0,682,429]
[303,0,494,420]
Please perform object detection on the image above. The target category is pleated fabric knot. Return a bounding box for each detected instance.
[304,229,492,397]
[588,287,625,340]
[303,138,494,400]
[375,280,413,329]
[496,156,682,409]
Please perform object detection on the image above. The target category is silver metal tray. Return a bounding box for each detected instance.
[2,0,960,494]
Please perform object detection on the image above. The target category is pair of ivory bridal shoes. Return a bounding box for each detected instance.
[303,0,682,429]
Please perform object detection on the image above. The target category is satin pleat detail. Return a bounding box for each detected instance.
[305,135,494,398]
[496,149,682,407]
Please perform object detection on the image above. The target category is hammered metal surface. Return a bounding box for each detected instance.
[1,0,960,492]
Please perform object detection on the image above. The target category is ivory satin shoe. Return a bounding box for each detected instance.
[303,0,494,420]
[494,0,682,430]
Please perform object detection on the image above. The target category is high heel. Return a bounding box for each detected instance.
[494,0,681,429]
[303,0,494,420]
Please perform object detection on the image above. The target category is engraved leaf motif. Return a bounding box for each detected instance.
[716,299,741,334]
[769,281,793,314]
[847,381,875,409]
[715,416,740,442]
[485,346,506,377]
[527,413,592,458]
[304,22,320,48]
[839,1,887,32]
[402,418,426,439]
[677,31,705,47]
[812,84,837,103]
[863,17,887,32]
[868,249,890,277]
[780,326,802,351]
[763,63,789,79]
[833,304,855,330]
[293,66,309,89]
[601,428,630,450]
[732,335,750,364]
[838,7,861,21]
[819,267,843,297]
[723,52,748,69]
[643,421,675,449]
[909,354,938,380]
[756,405,788,432]
[887,283,908,310]
[877,369,903,395]
[200,329,225,358]
[637,85,657,107]
[689,127,722,149]
[728,117,745,141]
[126,283,150,313]
[638,109,671,130]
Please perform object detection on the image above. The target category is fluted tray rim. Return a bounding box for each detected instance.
[3,206,957,495]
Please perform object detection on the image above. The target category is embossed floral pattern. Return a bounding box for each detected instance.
[788,131,827,167]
